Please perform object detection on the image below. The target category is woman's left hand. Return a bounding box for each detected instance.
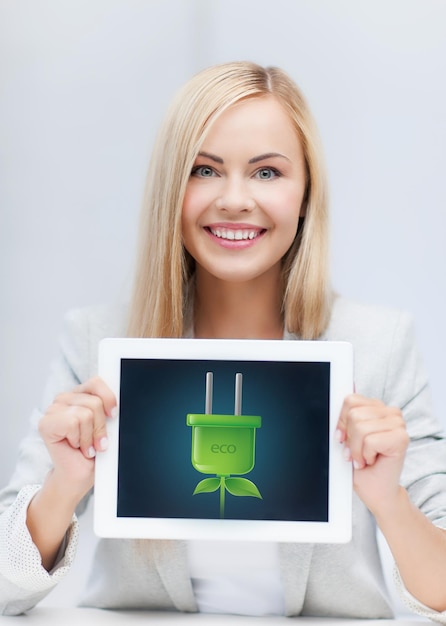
[338,394,446,613]
[336,393,410,516]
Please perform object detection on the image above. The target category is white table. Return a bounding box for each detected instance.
[0,610,428,624]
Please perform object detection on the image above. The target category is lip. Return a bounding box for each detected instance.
[204,223,266,249]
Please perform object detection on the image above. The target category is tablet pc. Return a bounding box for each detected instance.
[95,338,353,543]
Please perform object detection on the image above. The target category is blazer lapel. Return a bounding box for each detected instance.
[152,540,198,612]
[279,542,314,616]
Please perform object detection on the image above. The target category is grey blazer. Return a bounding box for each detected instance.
[1,297,446,618]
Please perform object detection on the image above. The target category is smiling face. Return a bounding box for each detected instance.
[181,96,307,287]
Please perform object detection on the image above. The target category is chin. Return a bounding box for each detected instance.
[214,269,278,285]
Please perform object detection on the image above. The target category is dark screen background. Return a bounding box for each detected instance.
[117,359,330,521]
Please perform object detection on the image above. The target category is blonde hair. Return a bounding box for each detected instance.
[127,61,332,339]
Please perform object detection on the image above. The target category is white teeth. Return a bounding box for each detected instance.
[210,227,260,241]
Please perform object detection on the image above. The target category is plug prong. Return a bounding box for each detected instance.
[205,371,213,414]
[234,373,243,416]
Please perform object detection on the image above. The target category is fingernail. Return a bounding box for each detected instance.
[353,459,362,470]
[334,429,343,443]
[343,446,351,462]
[111,407,118,419]
[88,446,96,458]
[99,437,109,451]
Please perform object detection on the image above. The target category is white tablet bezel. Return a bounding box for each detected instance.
[95,338,353,543]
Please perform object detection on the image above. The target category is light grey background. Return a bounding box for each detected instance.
[1,0,445,611]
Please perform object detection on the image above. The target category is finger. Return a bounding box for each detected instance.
[346,413,405,468]
[45,377,116,456]
[361,425,409,467]
[39,411,74,445]
[75,376,117,418]
[51,391,107,451]
[52,377,116,423]
[344,400,401,439]
[75,405,97,459]
[336,393,384,441]
[45,393,109,454]
[74,391,109,453]
[40,406,97,460]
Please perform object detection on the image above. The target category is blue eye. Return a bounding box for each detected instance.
[255,167,279,180]
[191,165,216,178]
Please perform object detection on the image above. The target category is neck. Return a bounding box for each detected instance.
[192,269,284,340]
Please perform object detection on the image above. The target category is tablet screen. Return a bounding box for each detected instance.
[117,358,329,522]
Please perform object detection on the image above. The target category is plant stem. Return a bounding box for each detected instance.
[219,476,226,519]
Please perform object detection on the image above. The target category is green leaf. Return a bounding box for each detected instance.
[193,477,221,495]
[225,477,262,499]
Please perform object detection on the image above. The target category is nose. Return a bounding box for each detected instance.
[216,176,255,213]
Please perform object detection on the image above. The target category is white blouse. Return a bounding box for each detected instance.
[187,540,285,616]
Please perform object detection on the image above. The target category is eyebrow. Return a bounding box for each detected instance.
[249,152,290,164]
[197,151,223,164]
[197,151,290,164]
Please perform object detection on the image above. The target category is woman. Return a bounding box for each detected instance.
[1,61,446,619]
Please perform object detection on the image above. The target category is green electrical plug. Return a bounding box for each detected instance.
[187,372,262,518]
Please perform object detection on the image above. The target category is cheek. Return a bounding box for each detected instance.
[266,197,303,230]
[285,190,305,228]
[260,183,305,221]
[181,189,203,251]
[182,186,211,225]
[181,188,195,222]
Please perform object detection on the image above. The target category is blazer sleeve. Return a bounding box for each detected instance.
[382,312,446,622]
[382,312,446,527]
[0,308,96,615]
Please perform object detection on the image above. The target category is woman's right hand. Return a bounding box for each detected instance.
[38,376,117,501]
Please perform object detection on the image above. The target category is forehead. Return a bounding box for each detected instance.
[201,96,302,156]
